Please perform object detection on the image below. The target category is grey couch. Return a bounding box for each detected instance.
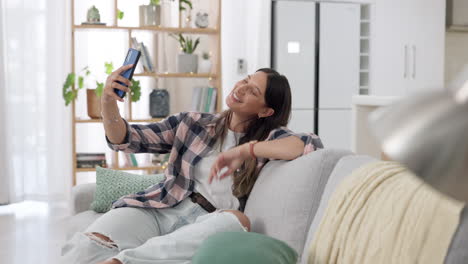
[65,149,468,263]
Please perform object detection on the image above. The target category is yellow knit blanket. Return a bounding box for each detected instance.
[308,161,465,264]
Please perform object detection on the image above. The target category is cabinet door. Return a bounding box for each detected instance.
[272,1,316,109]
[408,0,445,93]
[289,109,315,134]
[319,2,360,109]
[318,109,351,150]
[371,0,411,97]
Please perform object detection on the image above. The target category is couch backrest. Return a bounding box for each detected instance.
[300,155,376,263]
[299,155,468,264]
[244,148,353,258]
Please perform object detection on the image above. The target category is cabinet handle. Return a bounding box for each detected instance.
[404,45,408,79]
[412,45,416,79]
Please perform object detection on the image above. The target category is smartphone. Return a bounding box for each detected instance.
[114,48,141,98]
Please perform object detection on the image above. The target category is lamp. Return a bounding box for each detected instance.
[368,83,468,202]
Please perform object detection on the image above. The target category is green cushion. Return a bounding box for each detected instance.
[192,232,298,264]
[90,166,165,213]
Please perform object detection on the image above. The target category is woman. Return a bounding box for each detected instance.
[61,66,323,264]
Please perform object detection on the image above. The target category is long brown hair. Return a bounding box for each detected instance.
[210,68,292,198]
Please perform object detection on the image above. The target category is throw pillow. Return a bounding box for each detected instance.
[90,166,165,213]
[192,232,298,264]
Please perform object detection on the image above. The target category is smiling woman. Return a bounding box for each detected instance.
[62,67,323,263]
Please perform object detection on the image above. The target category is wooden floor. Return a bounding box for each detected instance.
[0,201,70,264]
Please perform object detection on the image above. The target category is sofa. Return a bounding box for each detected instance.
[65,149,468,263]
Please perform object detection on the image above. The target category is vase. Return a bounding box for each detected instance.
[149,89,170,118]
[177,53,198,73]
[161,0,179,27]
[198,59,212,73]
[139,5,161,26]
[86,89,102,119]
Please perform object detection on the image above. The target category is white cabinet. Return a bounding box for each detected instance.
[319,109,352,150]
[289,109,315,134]
[319,3,360,109]
[370,0,445,97]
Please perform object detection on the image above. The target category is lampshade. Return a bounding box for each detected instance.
[369,84,468,202]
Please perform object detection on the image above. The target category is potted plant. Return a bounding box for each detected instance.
[198,51,212,73]
[62,62,142,119]
[171,33,200,73]
[139,0,161,27]
[179,0,193,28]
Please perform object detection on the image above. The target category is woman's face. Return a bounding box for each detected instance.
[226,71,274,118]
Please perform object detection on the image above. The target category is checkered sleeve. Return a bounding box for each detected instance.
[256,126,323,168]
[106,112,189,154]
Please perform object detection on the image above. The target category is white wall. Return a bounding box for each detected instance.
[221,0,271,109]
[0,0,8,204]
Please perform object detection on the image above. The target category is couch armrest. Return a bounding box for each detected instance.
[71,183,96,215]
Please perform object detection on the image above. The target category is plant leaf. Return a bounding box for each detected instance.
[192,38,200,53]
[95,81,104,97]
[130,79,141,102]
[105,62,114,75]
[78,76,84,89]
[117,10,124,20]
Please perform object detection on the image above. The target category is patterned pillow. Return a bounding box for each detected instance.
[90,166,165,213]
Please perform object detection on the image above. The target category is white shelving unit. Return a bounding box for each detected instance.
[359,4,371,95]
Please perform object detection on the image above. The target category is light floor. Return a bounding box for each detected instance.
[0,201,70,264]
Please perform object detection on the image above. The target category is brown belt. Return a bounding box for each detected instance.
[189,192,216,213]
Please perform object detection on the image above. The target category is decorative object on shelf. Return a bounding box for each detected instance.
[139,0,161,27]
[82,5,106,25]
[150,88,170,118]
[198,52,212,73]
[179,0,193,28]
[195,11,209,28]
[160,0,180,27]
[171,33,200,73]
[86,89,102,119]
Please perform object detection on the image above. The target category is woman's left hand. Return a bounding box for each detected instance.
[209,143,253,184]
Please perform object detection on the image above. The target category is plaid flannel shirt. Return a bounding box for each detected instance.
[107,111,323,209]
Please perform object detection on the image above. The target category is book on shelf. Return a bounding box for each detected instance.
[76,153,107,168]
[77,160,107,168]
[191,86,217,113]
[129,153,139,167]
[130,37,154,73]
[122,153,132,167]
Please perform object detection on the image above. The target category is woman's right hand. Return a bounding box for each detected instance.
[102,64,134,103]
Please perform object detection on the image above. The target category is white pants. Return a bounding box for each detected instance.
[61,198,247,264]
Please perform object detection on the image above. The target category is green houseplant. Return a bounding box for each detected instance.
[179,0,193,27]
[62,62,141,119]
[171,33,200,73]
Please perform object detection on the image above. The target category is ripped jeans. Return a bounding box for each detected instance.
[61,198,248,264]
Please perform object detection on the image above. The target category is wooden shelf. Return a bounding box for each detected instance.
[70,0,222,186]
[73,25,219,34]
[75,118,164,123]
[76,165,164,172]
[134,72,217,78]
